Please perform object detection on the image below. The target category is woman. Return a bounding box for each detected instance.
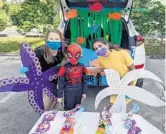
[21,29,67,110]
[90,38,135,108]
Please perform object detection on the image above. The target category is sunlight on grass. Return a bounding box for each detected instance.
[0,37,44,52]
[145,39,165,56]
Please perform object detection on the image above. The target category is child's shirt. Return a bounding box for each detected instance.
[57,62,87,98]
[98,49,134,78]
[98,50,134,104]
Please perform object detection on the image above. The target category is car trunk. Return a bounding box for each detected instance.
[64,18,130,49]
[61,0,133,86]
[61,0,132,49]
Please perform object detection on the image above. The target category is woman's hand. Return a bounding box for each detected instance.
[89,60,100,67]
[82,94,86,101]
[57,98,63,103]
[20,66,29,74]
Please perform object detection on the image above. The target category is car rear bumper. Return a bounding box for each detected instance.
[134,43,146,70]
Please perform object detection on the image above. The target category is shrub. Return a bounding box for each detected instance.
[0,10,8,31]
[0,37,44,52]
[145,39,165,56]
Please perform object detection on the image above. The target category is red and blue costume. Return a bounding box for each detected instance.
[57,44,87,110]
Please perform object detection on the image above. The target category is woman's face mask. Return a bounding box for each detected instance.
[46,40,62,50]
[95,47,108,56]
[46,32,62,50]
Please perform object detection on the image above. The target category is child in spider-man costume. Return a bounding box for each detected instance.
[57,43,87,110]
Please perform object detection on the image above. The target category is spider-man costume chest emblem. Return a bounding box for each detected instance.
[58,44,88,85]
[66,65,83,85]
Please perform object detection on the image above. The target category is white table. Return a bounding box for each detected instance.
[29,111,163,134]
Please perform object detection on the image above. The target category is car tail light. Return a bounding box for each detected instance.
[135,64,144,69]
[136,35,144,46]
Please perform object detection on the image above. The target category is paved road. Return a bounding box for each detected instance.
[0,56,165,134]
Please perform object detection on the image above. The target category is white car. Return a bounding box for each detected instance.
[58,0,146,87]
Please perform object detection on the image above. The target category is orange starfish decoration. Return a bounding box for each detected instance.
[108,12,121,20]
[65,9,78,20]
[76,37,85,44]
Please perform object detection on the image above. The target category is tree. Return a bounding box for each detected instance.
[132,0,150,8]
[4,4,22,16]
[25,0,40,2]
[0,0,4,9]
[10,1,58,33]
[0,10,8,31]
[147,1,165,45]
[41,0,62,21]
[41,0,60,5]
[131,0,165,45]
[131,0,152,35]
[0,1,7,31]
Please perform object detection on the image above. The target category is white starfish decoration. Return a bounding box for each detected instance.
[95,69,165,114]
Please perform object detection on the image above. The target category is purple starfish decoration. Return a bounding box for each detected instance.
[0,43,58,114]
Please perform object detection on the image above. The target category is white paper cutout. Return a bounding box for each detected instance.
[95,69,165,111]
[104,69,120,87]
[95,86,165,110]
[120,70,164,87]
[110,93,126,114]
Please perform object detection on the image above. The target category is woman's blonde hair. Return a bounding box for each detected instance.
[43,29,65,63]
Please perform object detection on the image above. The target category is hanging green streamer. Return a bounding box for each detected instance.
[108,10,122,46]
[69,8,123,49]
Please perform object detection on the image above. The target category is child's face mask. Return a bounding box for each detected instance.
[95,47,108,57]
[46,40,62,50]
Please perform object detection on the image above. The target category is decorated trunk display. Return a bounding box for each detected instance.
[65,3,123,48]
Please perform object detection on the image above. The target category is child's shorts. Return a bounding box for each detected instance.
[110,80,136,104]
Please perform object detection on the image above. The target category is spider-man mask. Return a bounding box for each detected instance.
[67,44,81,65]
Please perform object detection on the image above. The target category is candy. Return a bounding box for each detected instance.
[42,111,57,121]
[36,121,50,133]
[63,105,85,117]
[131,104,140,113]
[60,117,75,134]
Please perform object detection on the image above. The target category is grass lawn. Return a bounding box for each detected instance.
[145,39,165,56]
[0,37,44,53]
[0,37,165,56]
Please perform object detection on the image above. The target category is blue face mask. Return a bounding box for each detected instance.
[95,47,108,56]
[46,41,62,50]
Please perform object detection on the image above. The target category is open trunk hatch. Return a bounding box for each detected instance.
[61,0,133,14]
